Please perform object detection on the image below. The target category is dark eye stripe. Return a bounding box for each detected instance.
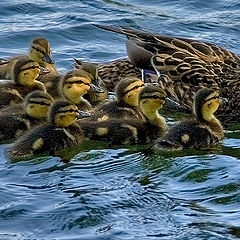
[58,109,78,114]
[28,100,51,106]
[21,65,40,71]
[124,84,144,95]
[204,95,219,103]
[31,46,46,55]
[141,95,165,100]
[66,80,90,86]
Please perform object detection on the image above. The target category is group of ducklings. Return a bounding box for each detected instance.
[0,25,229,159]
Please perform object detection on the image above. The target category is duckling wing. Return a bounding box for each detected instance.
[0,114,30,143]
[157,121,218,149]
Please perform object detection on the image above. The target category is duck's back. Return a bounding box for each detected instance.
[7,125,79,158]
[157,121,218,149]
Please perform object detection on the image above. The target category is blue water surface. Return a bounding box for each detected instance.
[0,0,240,239]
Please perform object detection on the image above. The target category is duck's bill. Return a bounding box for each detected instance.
[42,54,54,64]
[90,79,104,93]
[0,58,9,65]
[78,110,91,119]
[39,66,51,75]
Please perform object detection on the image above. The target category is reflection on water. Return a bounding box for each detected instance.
[0,0,240,239]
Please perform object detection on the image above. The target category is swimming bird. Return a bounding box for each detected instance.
[0,90,53,143]
[0,57,46,108]
[74,58,142,91]
[156,88,223,150]
[91,77,145,121]
[78,84,167,145]
[52,69,105,112]
[73,59,108,105]
[0,37,56,79]
[94,24,240,121]
[7,100,84,159]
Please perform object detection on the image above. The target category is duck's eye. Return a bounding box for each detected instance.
[208,103,212,107]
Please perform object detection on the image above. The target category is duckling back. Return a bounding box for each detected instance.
[156,121,218,150]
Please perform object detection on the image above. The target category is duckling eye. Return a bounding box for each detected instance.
[208,103,212,107]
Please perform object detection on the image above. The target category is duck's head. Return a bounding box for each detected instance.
[74,59,103,93]
[61,69,102,103]
[25,90,54,119]
[116,77,144,107]
[29,37,54,65]
[139,85,167,114]
[194,88,220,122]
[61,69,92,102]
[49,100,79,127]
[12,57,42,86]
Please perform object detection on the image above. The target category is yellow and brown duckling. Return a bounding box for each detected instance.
[92,77,145,121]
[74,59,108,106]
[0,57,46,108]
[78,85,167,145]
[56,69,103,112]
[156,88,224,150]
[7,100,84,159]
[0,37,56,79]
[94,25,240,122]
[0,90,53,143]
[74,58,142,92]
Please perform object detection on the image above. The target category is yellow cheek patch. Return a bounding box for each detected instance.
[32,138,44,151]
[96,127,108,136]
[181,134,190,143]
[97,115,109,122]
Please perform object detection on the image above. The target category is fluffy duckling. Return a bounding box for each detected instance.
[94,25,240,122]
[56,69,100,112]
[156,88,224,149]
[7,100,84,159]
[0,90,53,143]
[92,77,145,121]
[74,59,108,106]
[74,58,142,92]
[0,37,56,79]
[0,57,46,108]
[78,85,167,145]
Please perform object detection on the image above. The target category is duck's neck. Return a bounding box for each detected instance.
[205,116,224,141]
[142,108,167,134]
[67,94,84,105]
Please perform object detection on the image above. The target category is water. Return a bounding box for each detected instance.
[0,0,240,239]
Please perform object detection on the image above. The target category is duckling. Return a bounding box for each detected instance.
[74,59,108,105]
[74,58,142,91]
[0,57,46,108]
[7,100,84,159]
[156,88,224,150]
[0,37,56,79]
[94,25,240,122]
[78,85,167,145]
[54,69,104,112]
[92,77,145,121]
[0,90,53,143]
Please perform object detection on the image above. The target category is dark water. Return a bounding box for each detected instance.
[0,0,240,239]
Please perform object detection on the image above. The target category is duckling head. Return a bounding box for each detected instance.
[194,88,220,122]
[29,37,54,65]
[139,85,167,115]
[25,90,54,119]
[116,77,144,107]
[61,69,93,103]
[12,57,41,86]
[49,100,79,127]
